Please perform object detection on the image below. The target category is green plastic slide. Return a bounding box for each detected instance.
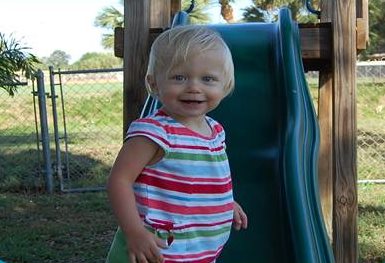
[208,8,335,263]
[139,7,335,263]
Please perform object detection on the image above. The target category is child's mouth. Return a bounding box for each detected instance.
[181,100,203,104]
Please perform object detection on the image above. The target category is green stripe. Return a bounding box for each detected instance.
[167,152,228,162]
[177,225,231,240]
[146,225,231,240]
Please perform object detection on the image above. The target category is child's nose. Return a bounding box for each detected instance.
[186,79,201,93]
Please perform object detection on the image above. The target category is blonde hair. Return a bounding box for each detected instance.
[146,25,235,96]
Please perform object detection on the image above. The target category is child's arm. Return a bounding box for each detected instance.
[233,201,248,231]
[107,136,167,263]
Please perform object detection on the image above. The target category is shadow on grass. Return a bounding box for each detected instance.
[0,192,115,263]
[359,204,385,214]
[0,149,111,193]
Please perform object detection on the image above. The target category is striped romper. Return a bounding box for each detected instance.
[106,109,234,263]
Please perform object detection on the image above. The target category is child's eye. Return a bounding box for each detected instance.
[171,75,186,81]
[202,76,216,82]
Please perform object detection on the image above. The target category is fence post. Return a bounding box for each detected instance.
[36,70,54,193]
[48,66,64,191]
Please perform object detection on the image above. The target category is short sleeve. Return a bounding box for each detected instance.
[207,116,227,149]
[125,118,169,153]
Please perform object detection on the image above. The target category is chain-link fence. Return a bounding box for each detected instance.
[306,61,385,183]
[356,61,385,182]
[0,82,45,192]
[1,63,384,193]
[48,68,123,192]
[0,68,124,193]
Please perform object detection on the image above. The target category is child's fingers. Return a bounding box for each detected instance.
[154,235,169,249]
[233,202,248,230]
[237,205,248,229]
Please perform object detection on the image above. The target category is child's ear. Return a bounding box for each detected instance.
[146,75,157,93]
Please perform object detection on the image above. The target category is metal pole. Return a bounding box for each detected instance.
[36,70,54,193]
[48,66,64,191]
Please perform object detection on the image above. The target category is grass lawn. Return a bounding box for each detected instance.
[1,75,384,262]
[1,184,384,263]
[0,192,116,263]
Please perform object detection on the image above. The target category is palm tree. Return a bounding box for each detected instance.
[219,0,235,23]
[242,0,319,23]
[0,33,40,96]
[182,0,211,24]
[94,0,212,50]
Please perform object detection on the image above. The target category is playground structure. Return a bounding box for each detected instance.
[115,0,369,262]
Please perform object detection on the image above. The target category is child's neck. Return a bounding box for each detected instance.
[182,118,212,137]
[161,109,212,137]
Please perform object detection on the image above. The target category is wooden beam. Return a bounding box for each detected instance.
[171,0,182,20]
[116,23,333,71]
[299,23,332,71]
[123,0,151,136]
[123,0,172,135]
[356,0,369,51]
[114,27,124,58]
[150,0,171,28]
[356,18,368,51]
[318,0,334,243]
[332,0,358,262]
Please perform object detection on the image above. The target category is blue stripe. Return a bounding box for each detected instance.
[134,185,233,203]
[137,205,234,222]
[151,160,230,177]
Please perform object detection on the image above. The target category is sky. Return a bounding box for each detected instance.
[0,0,252,63]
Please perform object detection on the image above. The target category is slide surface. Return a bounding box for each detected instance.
[207,8,335,263]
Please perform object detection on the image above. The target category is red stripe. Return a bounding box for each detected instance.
[165,126,217,139]
[143,168,231,183]
[128,130,224,152]
[153,110,224,134]
[128,130,169,145]
[136,175,232,194]
[136,196,234,215]
[169,144,224,152]
[141,217,233,230]
[164,246,223,262]
[137,117,223,140]
[172,219,233,230]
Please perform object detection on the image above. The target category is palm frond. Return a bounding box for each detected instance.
[0,33,40,96]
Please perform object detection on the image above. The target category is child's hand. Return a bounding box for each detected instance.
[126,227,168,263]
[233,201,248,231]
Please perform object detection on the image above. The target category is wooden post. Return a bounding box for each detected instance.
[123,0,151,137]
[332,0,358,262]
[123,0,173,136]
[356,0,369,50]
[318,0,333,242]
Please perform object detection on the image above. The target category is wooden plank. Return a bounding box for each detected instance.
[356,0,369,51]
[123,0,173,135]
[150,0,171,28]
[356,18,368,50]
[114,27,124,58]
[332,0,358,262]
[123,0,151,136]
[116,24,333,70]
[318,0,334,243]
[299,23,332,71]
[171,0,182,19]
[317,70,334,241]
[114,28,164,59]
[299,23,331,60]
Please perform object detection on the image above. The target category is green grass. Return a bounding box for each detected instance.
[0,82,123,191]
[0,192,116,263]
[0,185,384,263]
[1,78,385,262]
[358,184,385,263]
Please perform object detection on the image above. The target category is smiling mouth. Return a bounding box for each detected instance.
[181,100,204,104]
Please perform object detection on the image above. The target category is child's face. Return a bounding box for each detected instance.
[149,49,227,123]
